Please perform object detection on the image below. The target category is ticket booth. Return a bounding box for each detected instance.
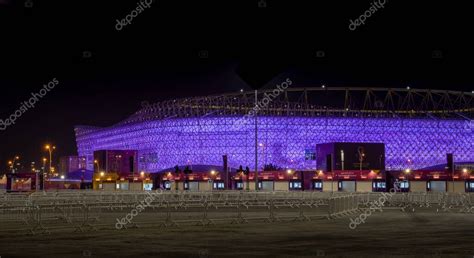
[466,181,474,192]
[312,180,323,191]
[260,181,274,191]
[184,181,199,191]
[372,180,386,192]
[338,180,356,192]
[118,180,129,190]
[427,180,447,192]
[163,180,172,190]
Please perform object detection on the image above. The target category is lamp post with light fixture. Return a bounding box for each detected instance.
[42,158,47,191]
[404,168,411,191]
[45,145,56,174]
[7,160,13,173]
[210,170,216,191]
[287,169,293,190]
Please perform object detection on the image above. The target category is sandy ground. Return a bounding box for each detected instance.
[0,209,473,258]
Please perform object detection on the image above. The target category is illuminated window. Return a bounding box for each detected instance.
[213,182,225,190]
[289,181,302,189]
[164,181,171,190]
[305,149,316,160]
[313,181,322,190]
[400,181,409,189]
[236,182,243,190]
[143,183,153,191]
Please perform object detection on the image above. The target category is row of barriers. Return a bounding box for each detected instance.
[1,191,473,235]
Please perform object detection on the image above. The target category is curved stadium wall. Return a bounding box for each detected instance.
[75,88,474,172]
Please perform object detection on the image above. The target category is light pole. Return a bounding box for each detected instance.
[94,159,100,172]
[340,150,344,171]
[7,160,13,173]
[254,90,259,191]
[210,170,216,192]
[42,158,47,191]
[9,156,20,173]
[287,169,293,190]
[332,170,334,193]
[45,145,56,174]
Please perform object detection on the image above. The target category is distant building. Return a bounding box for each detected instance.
[59,156,87,175]
[92,150,142,190]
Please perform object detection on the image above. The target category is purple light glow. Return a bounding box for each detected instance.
[75,117,473,171]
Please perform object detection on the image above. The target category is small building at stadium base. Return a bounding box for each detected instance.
[152,169,472,193]
[3,169,94,191]
[153,169,387,192]
[5,172,40,191]
[87,148,473,193]
[387,169,474,193]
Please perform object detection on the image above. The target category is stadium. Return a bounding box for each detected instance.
[75,86,473,173]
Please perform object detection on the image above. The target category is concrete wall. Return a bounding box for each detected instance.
[199,182,212,191]
[447,181,465,193]
[170,181,177,191]
[118,181,129,190]
[243,181,256,191]
[322,180,338,192]
[356,181,372,192]
[274,181,289,191]
[102,182,115,191]
[410,181,427,192]
[129,182,143,191]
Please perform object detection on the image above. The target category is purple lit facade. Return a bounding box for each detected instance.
[75,116,473,172]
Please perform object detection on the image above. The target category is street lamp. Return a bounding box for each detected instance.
[94,159,100,172]
[8,156,20,173]
[7,161,13,173]
[45,144,56,174]
[210,170,216,191]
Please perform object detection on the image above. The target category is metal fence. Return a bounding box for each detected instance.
[1,191,473,235]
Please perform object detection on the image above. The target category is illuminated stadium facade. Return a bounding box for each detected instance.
[75,87,473,172]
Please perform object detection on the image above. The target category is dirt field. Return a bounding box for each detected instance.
[0,210,473,258]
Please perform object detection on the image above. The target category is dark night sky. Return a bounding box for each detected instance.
[0,0,472,171]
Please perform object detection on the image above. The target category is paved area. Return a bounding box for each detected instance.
[0,210,473,257]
